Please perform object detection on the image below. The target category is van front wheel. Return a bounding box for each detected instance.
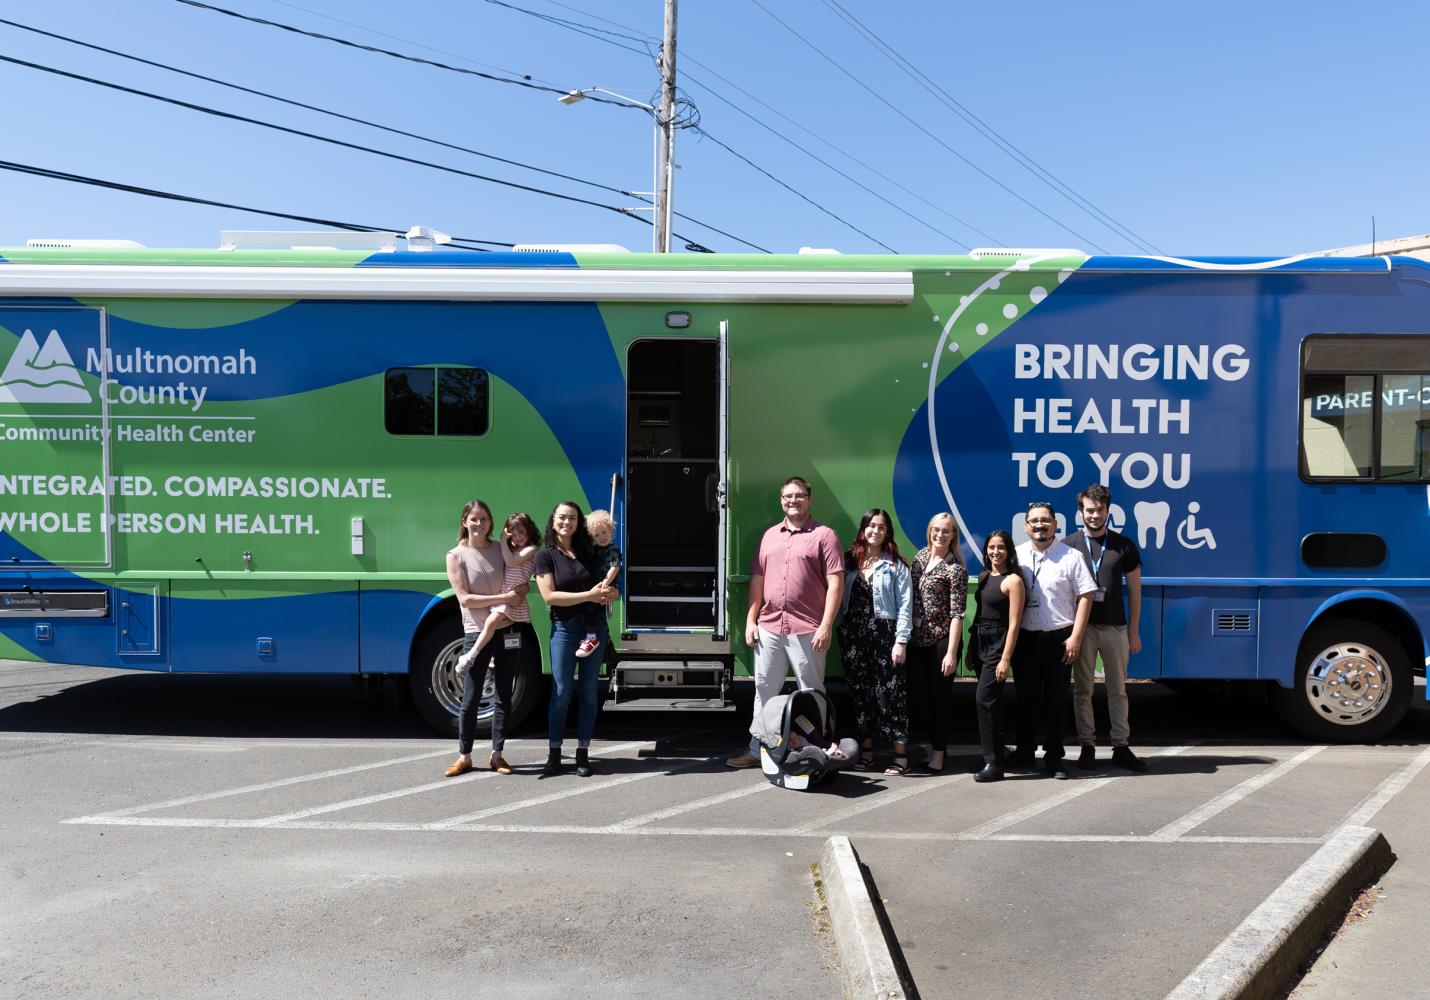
[1271,619,1411,742]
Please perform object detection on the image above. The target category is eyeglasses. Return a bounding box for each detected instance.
[780,492,809,501]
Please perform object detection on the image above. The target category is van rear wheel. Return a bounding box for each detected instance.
[1271,618,1411,742]
[409,616,544,738]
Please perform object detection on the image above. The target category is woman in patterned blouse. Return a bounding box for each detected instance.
[908,513,968,773]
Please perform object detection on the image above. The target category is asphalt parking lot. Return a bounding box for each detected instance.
[4,661,1428,999]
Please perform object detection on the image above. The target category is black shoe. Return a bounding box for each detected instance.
[1045,758,1069,780]
[1076,744,1100,770]
[541,748,563,777]
[973,763,1004,783]
[1111,745,1148,772]
[574,748,593,778]
[1006,749,1036,770]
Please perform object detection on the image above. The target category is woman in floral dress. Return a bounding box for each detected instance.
[837,508,913,776]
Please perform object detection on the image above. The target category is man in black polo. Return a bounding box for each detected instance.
[1067,484,1147,772]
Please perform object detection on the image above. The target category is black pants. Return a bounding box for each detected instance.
[972,621,1010,765]
[457,620,536,755]
[1013,626,1073,761]
[907,637,953,752]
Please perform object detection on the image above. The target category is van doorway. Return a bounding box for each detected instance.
[623,339,720,631]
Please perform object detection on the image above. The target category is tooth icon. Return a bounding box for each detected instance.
[1133,500,1171,550]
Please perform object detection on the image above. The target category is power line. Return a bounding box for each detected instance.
[821,0,1162,255]
[267,0,566,87]
[528,0,1002,246]
[478,0,903,250]
[0,17,767,252]
[0,53,725,250]
[172,0,637,107]
[0,159,509,248]
[749,0,1110,253]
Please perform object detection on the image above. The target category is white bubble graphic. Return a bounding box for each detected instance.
[1059,269,1073,283]
[1029,286,1047,304]
[1002,303,1018,319]
[975,323,988,336]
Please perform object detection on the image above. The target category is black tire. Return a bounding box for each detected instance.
[1270,618,1412,742]
[408,616,544,738]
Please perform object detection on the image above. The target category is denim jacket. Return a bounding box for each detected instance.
[840,555,913,644]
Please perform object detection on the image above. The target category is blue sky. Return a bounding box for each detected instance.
[3,1,1426,256]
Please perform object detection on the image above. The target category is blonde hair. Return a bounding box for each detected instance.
[926,512,965,568]
[586,509,615,536]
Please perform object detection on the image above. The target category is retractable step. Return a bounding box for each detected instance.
[604,653,734,711]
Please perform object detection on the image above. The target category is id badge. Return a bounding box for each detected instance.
[1025,592,1040,609]
[1092,588,1106,603]
[503,631,522,650]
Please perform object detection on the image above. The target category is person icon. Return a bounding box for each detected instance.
[1176,502,1216,550]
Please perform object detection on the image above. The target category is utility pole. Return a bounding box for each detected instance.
[654,0,677,253]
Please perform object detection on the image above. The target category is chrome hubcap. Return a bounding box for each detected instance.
[1304,641,1391,726]
[431,639,497,720]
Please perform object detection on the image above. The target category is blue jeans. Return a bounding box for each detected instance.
[547,615,606,749]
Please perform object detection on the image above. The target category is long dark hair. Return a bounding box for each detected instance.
[543,500,595,560]
[846,508,906,569]
[977,529,1021,587]
[456,498,494,544]
[504,512,540,551]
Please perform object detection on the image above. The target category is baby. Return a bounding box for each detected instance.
[455,512,540,677]
[577,509,622,658]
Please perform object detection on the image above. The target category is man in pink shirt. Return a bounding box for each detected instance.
[727,476,845,768]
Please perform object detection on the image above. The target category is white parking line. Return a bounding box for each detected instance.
[1338,744,1430,829]
[606,781,773,831]
[437,771,658,828]
[1149,745,1326,842]
[958,745,1196,840]
[793,773,967,835]
[55,813,1328,845]
[251,740,654,825]
[63,748,454,822]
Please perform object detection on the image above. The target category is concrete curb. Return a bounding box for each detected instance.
[1166,824,1393,1000]
[819,835,909,1000]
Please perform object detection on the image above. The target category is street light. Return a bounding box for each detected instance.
[558,88,672,253]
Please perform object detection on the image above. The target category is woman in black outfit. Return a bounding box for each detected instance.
[533,501,617,777]
[968,530,1026,783]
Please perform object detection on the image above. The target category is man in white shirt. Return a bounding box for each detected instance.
[1010,501,1097,779]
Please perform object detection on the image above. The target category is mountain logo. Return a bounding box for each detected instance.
[0,329,92,404]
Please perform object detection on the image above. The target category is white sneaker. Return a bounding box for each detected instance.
[454,646,479,676]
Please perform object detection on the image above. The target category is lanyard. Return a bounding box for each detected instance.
[1082,532,1105,581]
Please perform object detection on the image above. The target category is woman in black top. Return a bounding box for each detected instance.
[968,530,1026,782]
[533,501,617,777]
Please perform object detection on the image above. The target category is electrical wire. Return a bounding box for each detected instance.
[0,53,726,250]
[821,0,1162,255]
[749,0,1110,253]
[172,0,637,107]
[477,0,902,250]
[521,0,1000,246]
[0,159,509,248]
[0,17,765,252]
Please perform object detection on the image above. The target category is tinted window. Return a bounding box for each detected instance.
[384,367,434,435]
[385,366,488,437]
[1302,374,1374,478]
[438,367,489,437]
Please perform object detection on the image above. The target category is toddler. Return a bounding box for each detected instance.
[578,509,622,658]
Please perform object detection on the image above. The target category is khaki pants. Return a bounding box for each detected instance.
[748,628,827,750]
[1073,624,1130,747]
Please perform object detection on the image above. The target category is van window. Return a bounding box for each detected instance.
[385,366,488,437]
[1300,336,1430,481]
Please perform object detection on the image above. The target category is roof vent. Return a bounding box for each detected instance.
[26,238,146,249]
[968,247,1083,258]
[218,230,397,252]
[798,247,841,255]
[511,243,629,254]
